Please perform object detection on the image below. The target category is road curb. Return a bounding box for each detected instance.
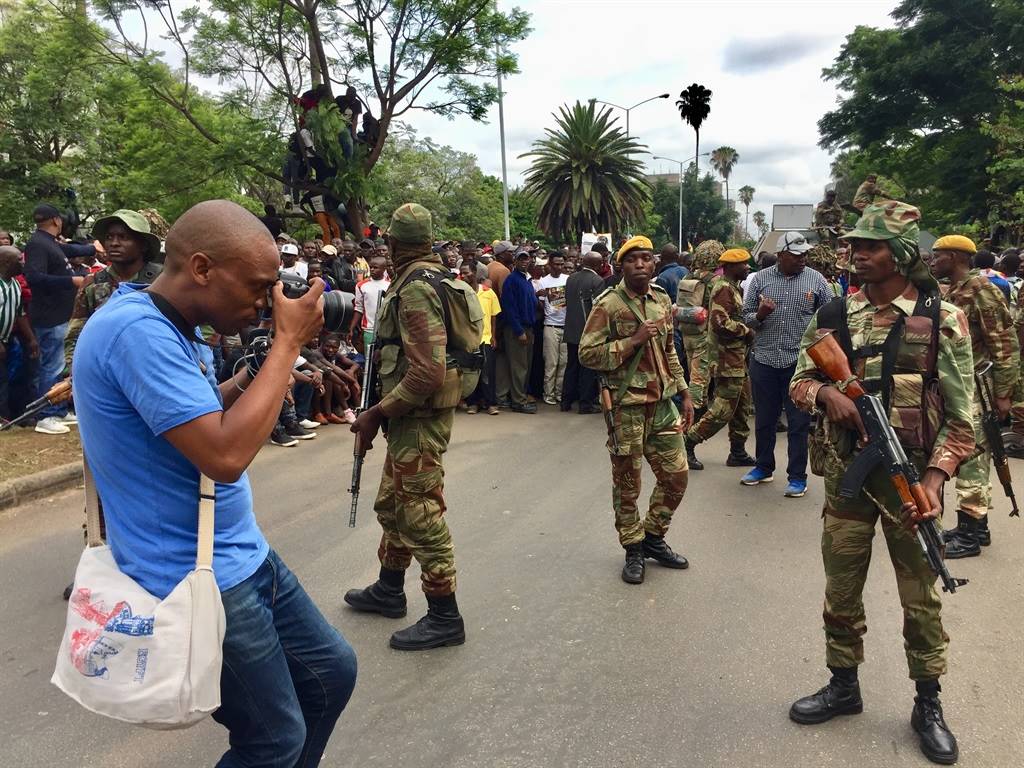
[0,462,82,511]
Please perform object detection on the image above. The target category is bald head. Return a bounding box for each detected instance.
[0,245,22,278]
[165,200,276,272]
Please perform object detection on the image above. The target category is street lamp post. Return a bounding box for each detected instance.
[494,0,510,239]
[588,93,670,137]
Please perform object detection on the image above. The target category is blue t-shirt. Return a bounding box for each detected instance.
[74,285,268,599]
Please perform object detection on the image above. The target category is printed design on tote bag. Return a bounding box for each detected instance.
[68,588,155,678]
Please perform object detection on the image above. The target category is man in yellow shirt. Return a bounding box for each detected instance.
[460,263,501,414]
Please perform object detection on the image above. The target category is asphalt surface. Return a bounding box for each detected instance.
[2,407,1022,768]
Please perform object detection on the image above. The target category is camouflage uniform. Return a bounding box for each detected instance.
[942,270,1019,519]
[372,206,463,597]
[852,178,886,212]
[685,274,752,445]
[1009,286,1024,441]
[814,200,843,229]
[678,239,722,409]
[790,202,975,681]
[579,282,689,546]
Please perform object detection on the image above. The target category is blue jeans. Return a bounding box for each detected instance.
[31,322,68,418]
[213,550,357,768]
[749,358,810,482]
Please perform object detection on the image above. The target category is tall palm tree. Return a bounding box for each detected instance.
[752,210,767,236]
[710,146,739,205]
[520,100,650,240]
[738,185,755,237]
[675,83,712,169]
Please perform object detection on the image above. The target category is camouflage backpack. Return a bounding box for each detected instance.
[676,240,724,334]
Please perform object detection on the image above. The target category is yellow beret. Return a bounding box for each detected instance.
[719,248,750,263]
[615,235,653,263]
[933,235,977,254]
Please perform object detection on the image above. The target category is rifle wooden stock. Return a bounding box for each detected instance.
[807,332,865,398]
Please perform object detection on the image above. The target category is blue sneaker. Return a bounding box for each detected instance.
[784,480,808,498]
[740,467,774,485]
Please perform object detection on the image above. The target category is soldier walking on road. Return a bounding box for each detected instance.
[579,236,694,584]
[344,203,466,651]
[929,234,1019,558]
[683,248,756,468]
[788,202,975,766]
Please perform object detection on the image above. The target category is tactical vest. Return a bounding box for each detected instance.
[376,261,484,411]
[816,291,943,453]
[91,262,163,310]
[676,272,713,337]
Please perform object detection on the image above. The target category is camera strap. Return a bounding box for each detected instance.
[145,289,215,348]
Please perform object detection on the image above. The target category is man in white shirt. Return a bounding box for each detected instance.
[351,255,390,348]
[280,243,308,279]
[537,253,569,405]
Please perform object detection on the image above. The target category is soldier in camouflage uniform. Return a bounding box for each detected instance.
[579,235,694,584]
[64,210,163,367]
[930,234,1019,558]
[806,242,844,298]
[852,174,889,212]
[814,190,844,248]
[344,203,466,651]
[683,248,756,468]
[788,201,973,766]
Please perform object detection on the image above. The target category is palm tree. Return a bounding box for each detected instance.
[675,83,712,168]
[520,100,650,240]
[738,185,755,237]
[710,146,739,205]
[752,210,768,236]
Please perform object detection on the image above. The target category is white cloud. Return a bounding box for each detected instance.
[412,0,900,235]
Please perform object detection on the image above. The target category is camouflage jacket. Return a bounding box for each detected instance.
[814,202,843,228]
[707,276,752,377]
[791,284,975,479]
[65,263,159,366]
[942,269,1019,398]
[376,257,457,417]
[853,180,885,212]
[578,282,687,407]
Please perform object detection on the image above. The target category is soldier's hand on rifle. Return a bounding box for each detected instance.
[630,320,659,347]
[756,295,776,321]
[351,404,385,452]
[680,390,695,431]
[900,468,944,528]
[817,386,868,443]
[996,396,1011,421]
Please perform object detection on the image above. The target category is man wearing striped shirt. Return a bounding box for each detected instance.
[0,246,40,421]
[740,232,834,497]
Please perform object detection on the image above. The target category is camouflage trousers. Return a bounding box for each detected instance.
[372,409,457,596]
[1009,371,1024,438]
[682,331,710,409]
[820,462,948,681]
[608,399,689,547]
[955,400,991,519]
[685,374,751,445]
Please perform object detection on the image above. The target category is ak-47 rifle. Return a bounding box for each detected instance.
[348,336,378,527]
[974,360,1019,517]
[0,379,73,431]
[807,331,968,594]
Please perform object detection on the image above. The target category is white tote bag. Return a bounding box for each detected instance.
[52,462,226,729]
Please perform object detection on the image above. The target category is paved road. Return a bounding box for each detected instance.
[2,407,1022,767]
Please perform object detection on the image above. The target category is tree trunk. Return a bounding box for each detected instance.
[346,197,366,241]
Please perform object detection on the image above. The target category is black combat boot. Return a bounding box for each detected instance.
[389,593,466,651]
[685,437,704,471]
[912,680,959,765]
[976,514,991,547]
[789,667,863,724]
[726,441,756,467]
[642,533,689,569]
[344,567,408,618]
[943,511,981,559]
[621,543,645,584]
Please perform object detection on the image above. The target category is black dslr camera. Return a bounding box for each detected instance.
[272,271,354,333]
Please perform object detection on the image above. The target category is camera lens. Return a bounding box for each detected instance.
[323,291,354,332]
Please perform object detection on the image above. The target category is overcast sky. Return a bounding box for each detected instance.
[411,0,900,233]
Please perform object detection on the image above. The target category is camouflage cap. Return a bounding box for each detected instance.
[692,239,725,272]
[840,200,920,247]
[805,242,836,275]
[388,203,432,245]
[91,209,162,260]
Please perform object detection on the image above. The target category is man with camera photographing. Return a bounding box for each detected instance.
[73,200,357,766]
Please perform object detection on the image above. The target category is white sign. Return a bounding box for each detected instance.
[580,232,612,255]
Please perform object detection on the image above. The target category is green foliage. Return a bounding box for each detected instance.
[818,0,1023,231]
[675,83,712,160]
[709,146,739,203]
[647,168,734,247]
[981,77,1024,243]
[520,101,650,241]
[752,210,768,236]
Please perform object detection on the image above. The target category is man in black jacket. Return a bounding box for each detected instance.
[561,248,605,413]
[24,203,85,434]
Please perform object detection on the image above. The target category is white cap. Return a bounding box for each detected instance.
[281,243,299,256]
[777,231,812,255]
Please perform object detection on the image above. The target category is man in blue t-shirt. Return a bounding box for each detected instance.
[74,200,356,766]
